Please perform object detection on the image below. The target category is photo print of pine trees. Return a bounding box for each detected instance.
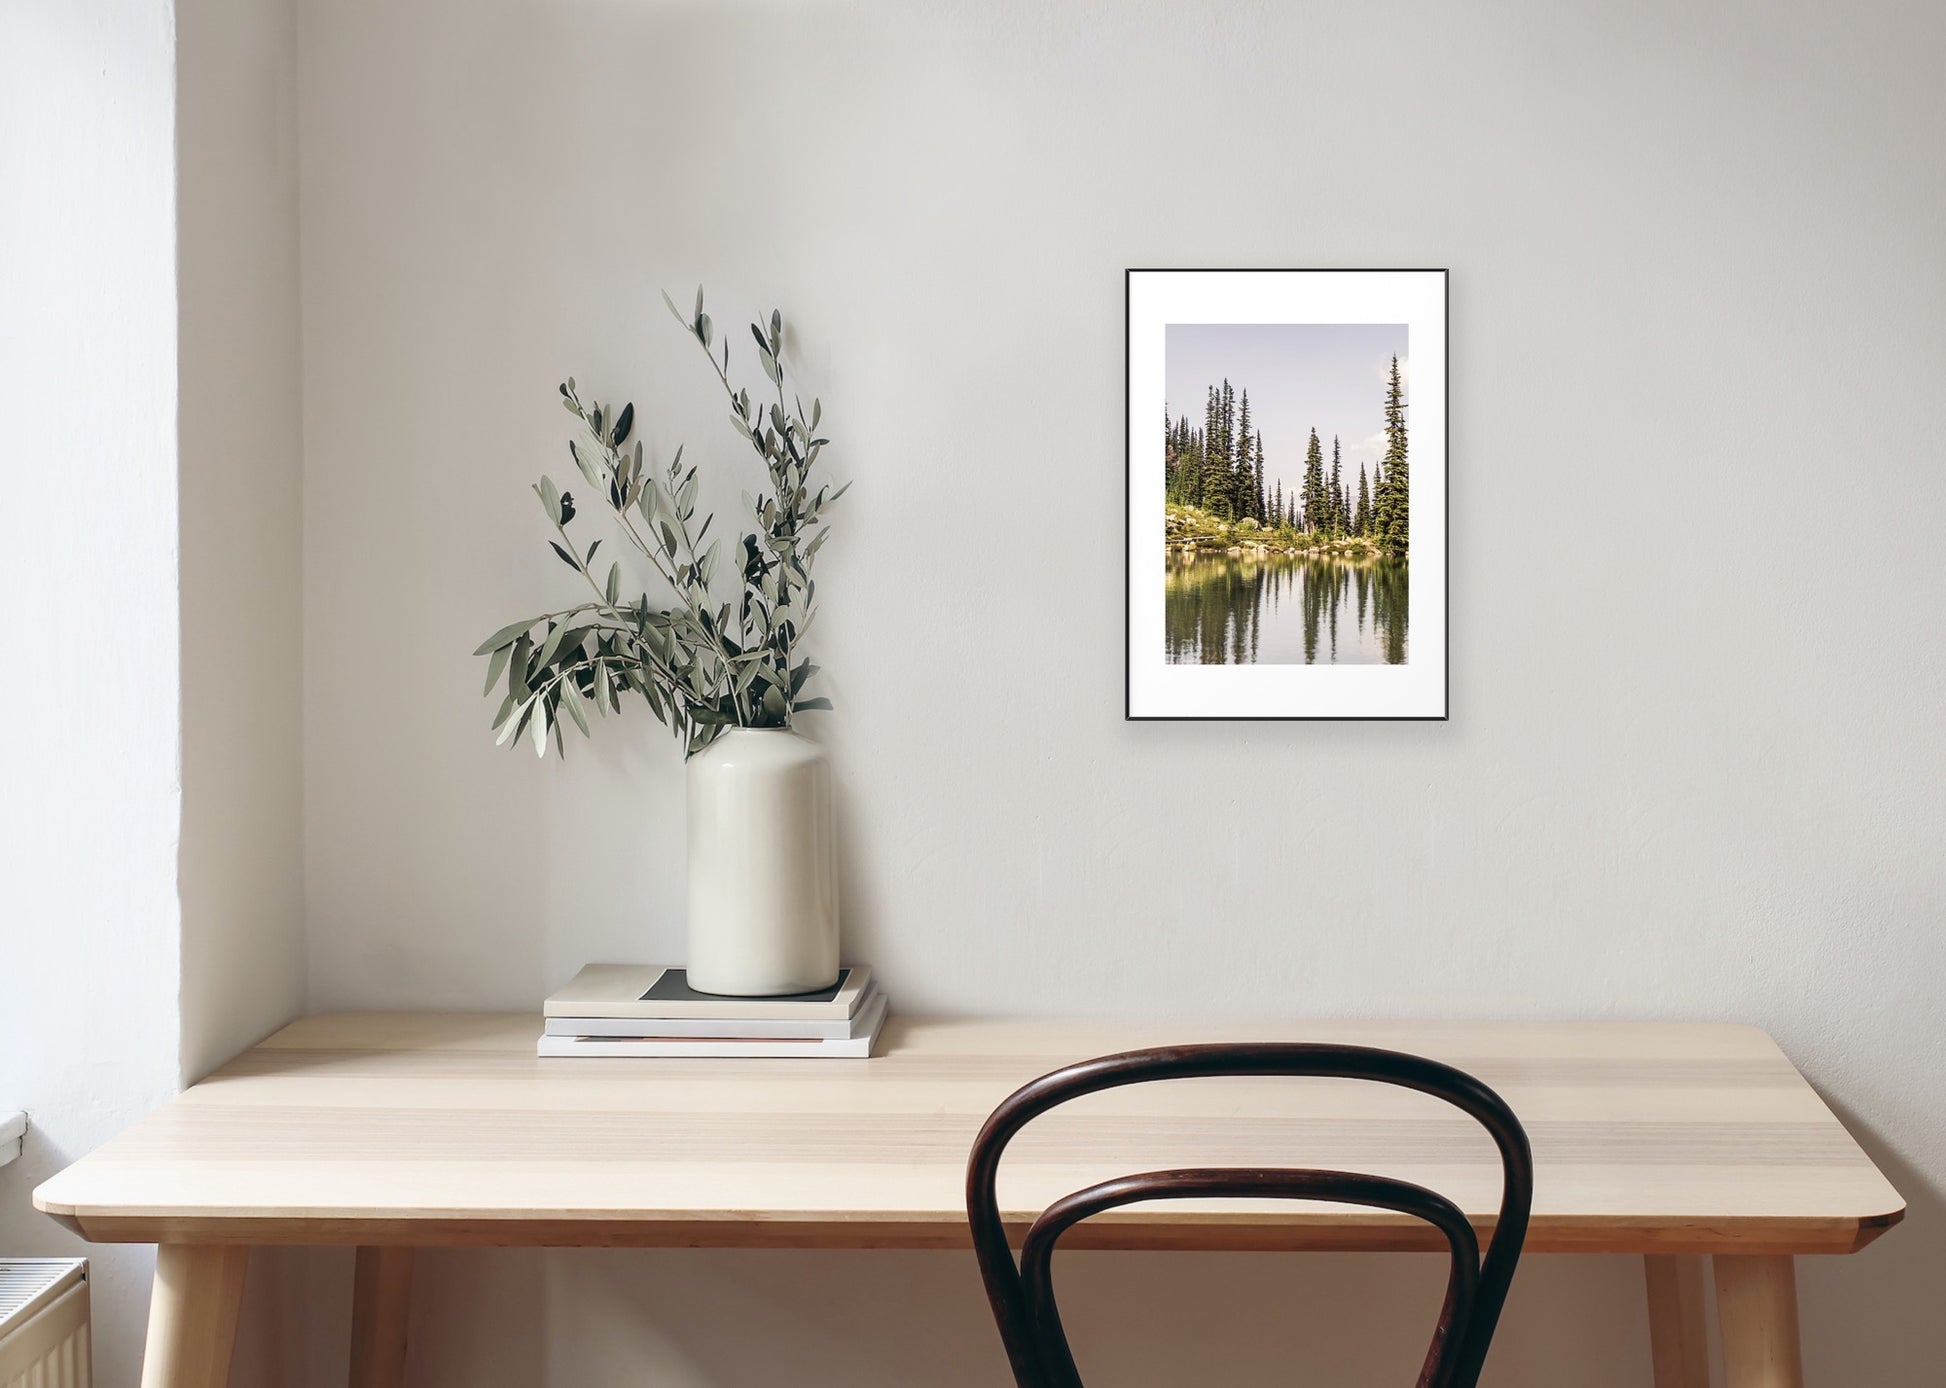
[1126,270,1447,720]
[1164,326,1410,665]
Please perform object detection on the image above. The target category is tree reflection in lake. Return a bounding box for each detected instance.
[1163,551,1407,665]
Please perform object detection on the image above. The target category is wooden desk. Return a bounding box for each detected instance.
[35,1014,1902,1387]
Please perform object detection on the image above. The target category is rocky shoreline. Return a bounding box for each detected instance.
[1164,503,1400,562]
[1169,538,1393,560]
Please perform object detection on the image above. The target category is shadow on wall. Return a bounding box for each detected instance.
[365,1247,1652,1386]
[831,768,887,982]
[235,1248,552,1388]
[231,1248,346,1388]
[1800,1100,1941,1384]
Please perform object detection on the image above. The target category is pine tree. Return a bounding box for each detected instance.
[1177,418,1196,506]
[1300,428,1325,534]
[1328,436,1344,535]
[1232,389,1253,520]
[1202,385,1224,517]
[1219,380,1237,518]
[1163,406,1178,503]
[1374,355,1409,552]
[1253,431,1267,522]
[1355,463,1371,536]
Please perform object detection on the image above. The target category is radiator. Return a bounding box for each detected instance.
[0,1260,90,1388]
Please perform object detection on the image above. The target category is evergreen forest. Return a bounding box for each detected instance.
[1165,355,1408,556]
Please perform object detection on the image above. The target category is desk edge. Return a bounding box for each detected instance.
[35,1205,1905,1256]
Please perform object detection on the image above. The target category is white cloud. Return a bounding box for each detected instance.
[1342,431,1388,467]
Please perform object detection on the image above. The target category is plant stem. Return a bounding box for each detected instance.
[564,431,742,720]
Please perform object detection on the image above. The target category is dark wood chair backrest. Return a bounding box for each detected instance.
[964,1043,1533,1388]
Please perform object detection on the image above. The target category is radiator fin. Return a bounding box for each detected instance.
[0,1261,90,1388]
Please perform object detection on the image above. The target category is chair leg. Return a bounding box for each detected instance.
[1644,1254,1710,1386]
[1715,1255,1803,1388]
[141,1245,250,1388]
[349,1247,415,1388]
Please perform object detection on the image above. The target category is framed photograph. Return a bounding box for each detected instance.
[1125,268,1448,720]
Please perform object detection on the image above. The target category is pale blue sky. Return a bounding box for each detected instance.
[1165,323,1408,498]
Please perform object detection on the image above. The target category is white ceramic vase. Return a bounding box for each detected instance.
[685,727,840,996]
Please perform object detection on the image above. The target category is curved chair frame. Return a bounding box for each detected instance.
[965,1043,1533,1388]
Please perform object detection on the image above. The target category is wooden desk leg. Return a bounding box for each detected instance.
[1644,1254,1710,1387]
[1714,1255,1804,1388]
[349,1247,415,1388]
[141,1245,250,1388]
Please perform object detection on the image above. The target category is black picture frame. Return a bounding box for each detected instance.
[1124,267,1449,721]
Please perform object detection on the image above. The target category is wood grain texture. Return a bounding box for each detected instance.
[1716,1255,1804,1387]
[139,1244,248,1388]
[35,1014,1903,1254]
[1644,1253,1711,1387]
[348,1246,413,1388]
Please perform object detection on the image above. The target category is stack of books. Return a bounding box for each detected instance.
[539,963,887,1059]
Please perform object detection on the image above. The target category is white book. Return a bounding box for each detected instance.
[545,963,875,1022]
[539,992,888,1059]
[544,985,881,1040]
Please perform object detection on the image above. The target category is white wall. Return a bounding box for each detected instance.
[288,0,1945,1384]
[0,3,184,1383]
[175,0,305,1090]
[176,0,310,1377]
[1,0,307,1380]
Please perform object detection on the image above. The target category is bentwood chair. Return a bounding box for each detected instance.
[965,1044,1533,1388]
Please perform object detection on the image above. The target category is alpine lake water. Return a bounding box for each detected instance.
[1164,549,1408,665]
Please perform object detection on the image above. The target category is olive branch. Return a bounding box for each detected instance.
[475,288,847,758]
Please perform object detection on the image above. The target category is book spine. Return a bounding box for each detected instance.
[544,981,878,1026]
[543,1000,860,1022]
[539,995,887,1060]
[536,1037,877,1059]
[544,1014,862,1040]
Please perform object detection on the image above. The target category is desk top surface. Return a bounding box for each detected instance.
[34,1013,1904,1254]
